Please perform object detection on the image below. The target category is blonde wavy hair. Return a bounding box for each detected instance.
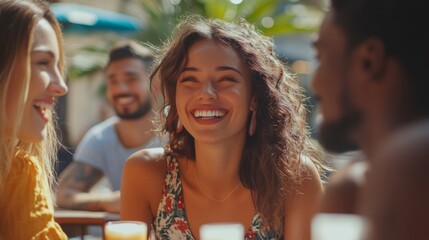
[0,0,65,192]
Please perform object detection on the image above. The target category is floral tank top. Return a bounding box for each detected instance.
[151,154,283,239]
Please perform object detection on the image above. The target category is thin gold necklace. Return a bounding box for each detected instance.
[193,171,241,203]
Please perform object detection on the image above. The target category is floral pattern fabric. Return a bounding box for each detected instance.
[152,154,283,239]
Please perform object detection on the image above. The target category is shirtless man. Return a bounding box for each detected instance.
[312,0,429,213]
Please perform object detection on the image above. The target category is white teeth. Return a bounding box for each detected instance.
[33,102,51,114]
[117,96,133,104]
[33,102,50,108]
[194,110,225,118]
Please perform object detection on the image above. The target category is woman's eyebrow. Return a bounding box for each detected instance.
[31,49,55,58]
[181,66,243,77]
[216,66,243,76]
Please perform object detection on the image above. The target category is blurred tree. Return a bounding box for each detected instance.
[66,0,324,83]
[137,0,324,45]
[58,0,324,149]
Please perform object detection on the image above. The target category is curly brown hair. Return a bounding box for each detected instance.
[151,15,324,234]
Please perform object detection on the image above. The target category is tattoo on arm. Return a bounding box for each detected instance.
[57,162,113,211]
[60,162,104,192]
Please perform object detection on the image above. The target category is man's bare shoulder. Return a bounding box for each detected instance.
[362,121,429,240]
[329,157,367,186]
[369,121,429,187]
[319,152,368,214]
[377,121,429,166]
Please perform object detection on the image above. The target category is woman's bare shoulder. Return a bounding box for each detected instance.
[124,147,167,178]
[295,155,324,193]
[121,148,167,220]
[319,153,368,214]
[128,147,165,162]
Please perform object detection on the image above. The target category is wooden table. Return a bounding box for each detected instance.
[54,209,119,239]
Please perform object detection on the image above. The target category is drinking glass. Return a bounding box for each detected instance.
[200,223,244,240]
[104,221,147,240]
[311,213,367,240]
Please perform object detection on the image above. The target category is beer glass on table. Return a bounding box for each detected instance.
[105,221,147,240]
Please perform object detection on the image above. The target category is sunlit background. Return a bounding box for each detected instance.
[51,0,328,172]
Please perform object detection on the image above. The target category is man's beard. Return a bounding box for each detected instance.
[115,97,152,120]
[317,114,360,153]
[316,97,361,153]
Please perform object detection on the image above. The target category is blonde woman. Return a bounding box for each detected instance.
[0,0,68,239]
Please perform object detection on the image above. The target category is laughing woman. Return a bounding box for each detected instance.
[121,16,324,240]
[0,0,68,239]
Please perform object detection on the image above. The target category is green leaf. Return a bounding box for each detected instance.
[204,0,232,19]
[245,0,278,22]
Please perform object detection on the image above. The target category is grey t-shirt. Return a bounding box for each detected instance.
[74,116,164,190]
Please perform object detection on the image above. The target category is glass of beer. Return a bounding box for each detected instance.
[200,223,244,240]
[311,213,367,240]
[105,221,147,240]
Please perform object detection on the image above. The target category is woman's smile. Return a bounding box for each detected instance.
[191,108,229,125]
[33,98,54,123]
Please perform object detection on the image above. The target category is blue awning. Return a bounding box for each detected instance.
[51,3,143,32]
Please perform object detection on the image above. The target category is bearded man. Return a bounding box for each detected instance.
[312,0,429,214]
[57,41,165,213]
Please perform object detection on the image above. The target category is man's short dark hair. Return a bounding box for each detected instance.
[331,0,429,116]
[107,40,154,70]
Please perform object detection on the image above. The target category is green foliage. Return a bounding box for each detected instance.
[137,0,323,45]
[67,0,323,86]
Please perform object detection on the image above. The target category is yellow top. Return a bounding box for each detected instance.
[0,152,66,240]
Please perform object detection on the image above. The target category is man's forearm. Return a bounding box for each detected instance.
[57,190,120,213]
